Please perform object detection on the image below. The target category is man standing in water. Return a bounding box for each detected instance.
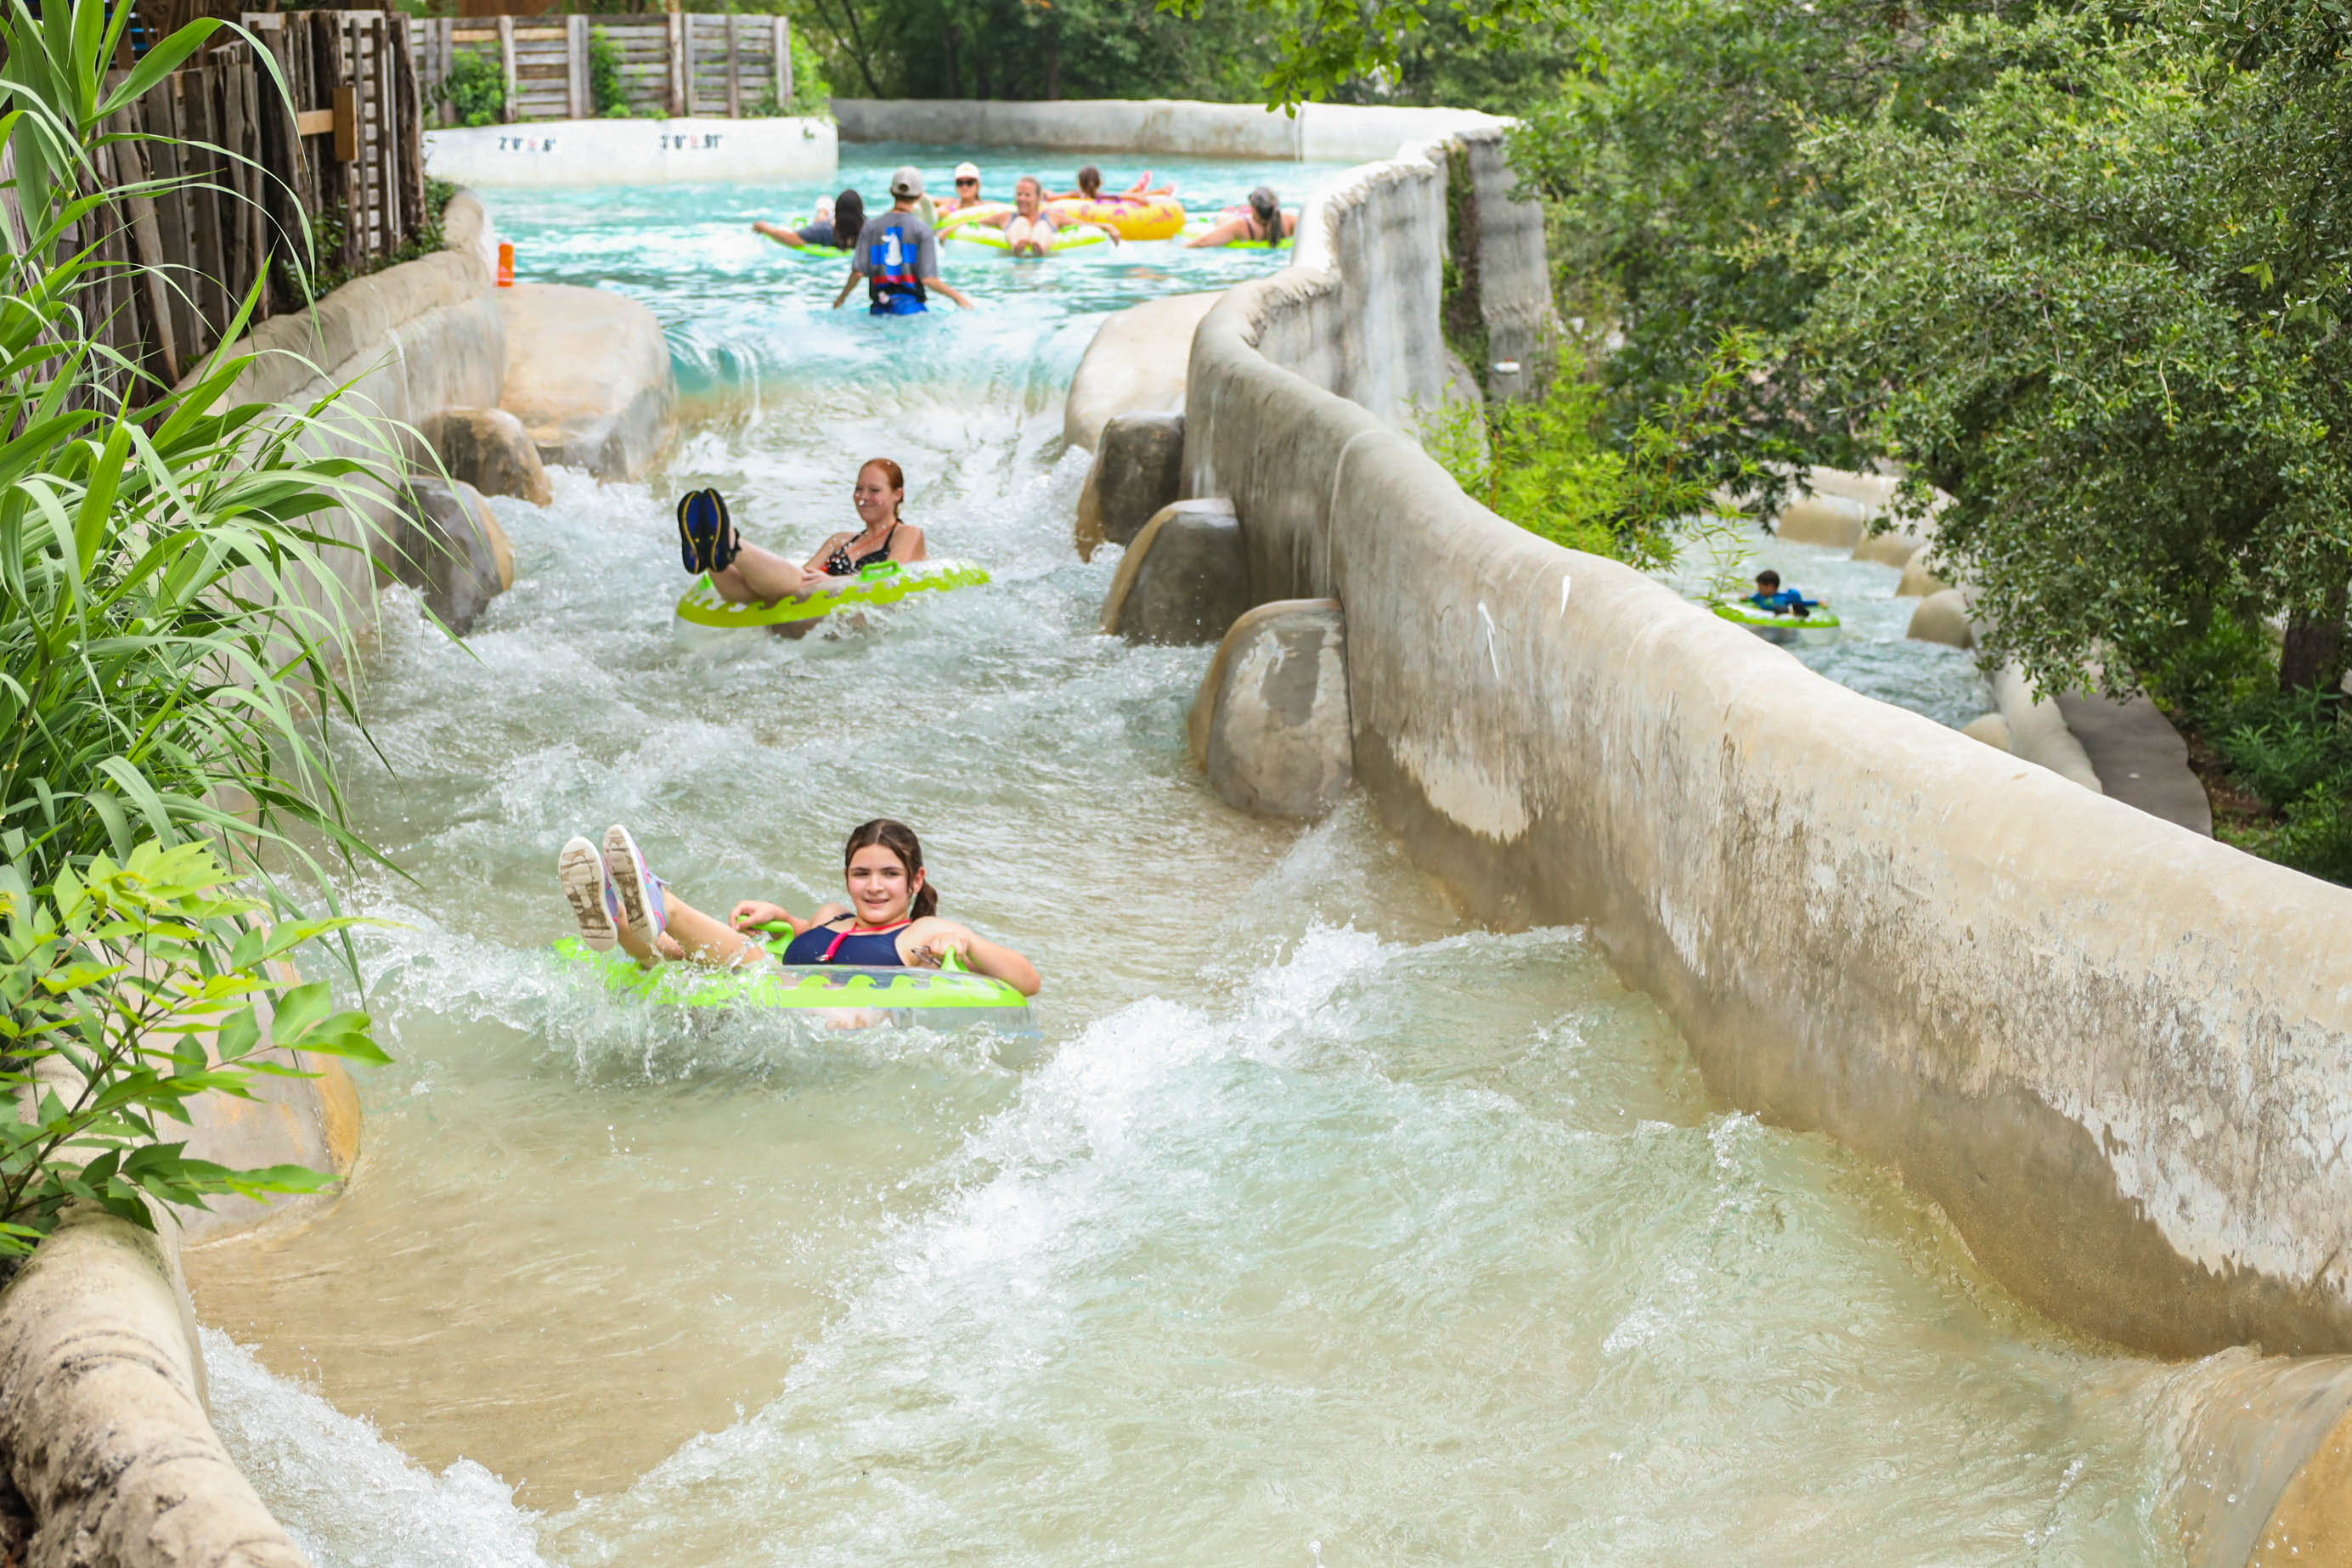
[832,166,974,316]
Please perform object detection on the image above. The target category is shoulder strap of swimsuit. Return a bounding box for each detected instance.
[819,918,912,962]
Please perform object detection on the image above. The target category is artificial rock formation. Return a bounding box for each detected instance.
[1075,412,1185,559]
[385,477,516,635]
[1100,499,1251,646]
[497,283,678,481]
[1189,599,1353,817]
[421,406,553,505]
[1063,292,1221,454]
[1906,588,1974,649]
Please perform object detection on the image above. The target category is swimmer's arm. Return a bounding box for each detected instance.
[830,270,860,309]
[753,221,807,247]
[925,275,975,309]
[803,533,851,575]
[907,918,1041,996]
[1185,215,1247,248]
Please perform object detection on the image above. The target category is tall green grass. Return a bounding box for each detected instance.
[0,0,409,900]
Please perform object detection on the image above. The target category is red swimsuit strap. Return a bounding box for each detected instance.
[819,918,913,962]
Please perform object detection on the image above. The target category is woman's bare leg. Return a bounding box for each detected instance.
[712,543,810,604]
[612,890,761,968]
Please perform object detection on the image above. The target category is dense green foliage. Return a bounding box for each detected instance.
[0,843,388,1255]
[1422,339,1758,572]
[439,48,507,127]
[0,0,408,1244]
[1206,0,2352,879]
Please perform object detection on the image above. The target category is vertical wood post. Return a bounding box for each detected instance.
[437,17,454,127]
[775,15,792,111]
[392,14,425,244]
[376,20,398,257]
[665,8,685,118]
[568,14,589,119]
[725,14,740,118]
[496,14,516,124]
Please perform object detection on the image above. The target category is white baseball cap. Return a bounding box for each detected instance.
[952,161,981,181]
[889,165,925,197]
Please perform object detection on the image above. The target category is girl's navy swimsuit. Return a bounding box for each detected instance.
[782,920,910,967]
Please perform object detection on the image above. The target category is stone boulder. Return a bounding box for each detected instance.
[1075,412,1185,560]
[1853,527,1927,567]
[421,406,553,505]
[1907,588,1974,649]
[1775,492,1869,549]
[1101,499,1250,646]
[1064,292,1221,453]
[498,283,677,480]
[1190,599,1353,817]
[1961,713,2012,752]
[384,477,516,635]
[1898,550,1951,597]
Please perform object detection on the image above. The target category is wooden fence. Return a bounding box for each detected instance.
[67,14,430,393]
[409,13,793,123]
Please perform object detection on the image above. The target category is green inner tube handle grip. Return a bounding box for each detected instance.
[859,560,901,582]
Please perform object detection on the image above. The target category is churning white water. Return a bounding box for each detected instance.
[187,147,2203,1565]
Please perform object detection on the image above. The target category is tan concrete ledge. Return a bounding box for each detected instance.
[0,1209,307,1568]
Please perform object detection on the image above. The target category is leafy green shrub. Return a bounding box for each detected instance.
[440,48,505,128]
[787,29,832,115]
[2,0,407,897]
[0,841,388,1255]
[1419,336,1757,570]
[589,26,640,118]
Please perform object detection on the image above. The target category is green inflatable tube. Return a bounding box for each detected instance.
[674,558,990,632]
[1708,595,1842,632]
[554,927,1035,1030]
[944,223,1115,253]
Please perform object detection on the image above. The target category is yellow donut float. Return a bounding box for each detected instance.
[1041,193,1187,240]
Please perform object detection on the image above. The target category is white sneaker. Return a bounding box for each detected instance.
[601,824,668,950]
[557,836,616,951]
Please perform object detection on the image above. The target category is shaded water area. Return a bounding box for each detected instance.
[189,146,2206,1565]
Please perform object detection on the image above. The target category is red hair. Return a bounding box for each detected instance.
[860,458,905,520]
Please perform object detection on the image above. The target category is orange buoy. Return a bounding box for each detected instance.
[496,241,515,287]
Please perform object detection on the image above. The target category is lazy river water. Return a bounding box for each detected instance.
[188,145,2214,1565]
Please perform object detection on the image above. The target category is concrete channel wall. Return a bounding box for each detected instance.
[1179,117,2352,1562]
[833,97,1497,164]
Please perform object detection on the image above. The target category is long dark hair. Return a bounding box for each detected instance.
[844,818,936,919]
[832,189,866,249]
[1076,164,1102,199]
[1249,186,1285,249]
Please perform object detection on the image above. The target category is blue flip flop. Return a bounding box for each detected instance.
[676,488,738,573]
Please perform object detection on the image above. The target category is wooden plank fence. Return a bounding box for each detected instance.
[409,13,792,123]
[54,15,432,399]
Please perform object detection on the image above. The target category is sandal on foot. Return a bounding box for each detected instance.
[557,836,617,950]
[676,488,738,574]
[601,824,668,949]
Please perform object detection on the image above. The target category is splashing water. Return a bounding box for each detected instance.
[188,152,2194,1565]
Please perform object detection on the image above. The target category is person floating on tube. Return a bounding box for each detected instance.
[832,166,973,316]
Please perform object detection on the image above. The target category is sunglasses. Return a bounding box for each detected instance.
[956,178,979,187]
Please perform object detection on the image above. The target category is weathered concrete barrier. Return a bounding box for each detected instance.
[1190,600,1353,816]
[1101,499,1250,645]
[1064,291,1222,454]
[1076,412,1185,556]
[1182,117,2352,1379]
[424,116,835,188]
[835,98,1494,164]
[0,1210,309,1568]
